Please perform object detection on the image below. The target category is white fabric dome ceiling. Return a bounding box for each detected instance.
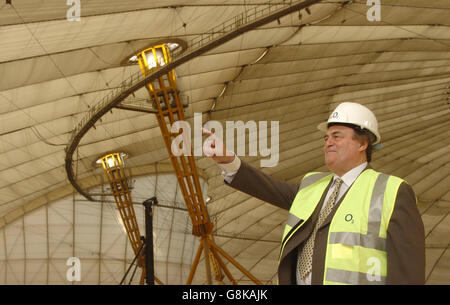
[0,0,449,284]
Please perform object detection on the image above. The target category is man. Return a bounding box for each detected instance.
[205,102,425,285]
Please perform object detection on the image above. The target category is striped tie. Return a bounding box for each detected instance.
[297,178,343,281]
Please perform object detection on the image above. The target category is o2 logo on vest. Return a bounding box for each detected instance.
[345,214,354,224]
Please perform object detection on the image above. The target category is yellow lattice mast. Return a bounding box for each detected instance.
[99,152,163,285]
[135,44,261,285]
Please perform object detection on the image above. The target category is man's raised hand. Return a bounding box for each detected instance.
[202,128,235,164]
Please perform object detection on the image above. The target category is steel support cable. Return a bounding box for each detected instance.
[9,4,158,193]
[3,51,446,155]
[424,208,450,283]
[204,72,450,116]
[425,243,450,283]
[337,2,450,50]
[65,0,323,201]
[343,0,450,11]
[4,5,134,203]
[209,0,349,112]
[119,240,145,285]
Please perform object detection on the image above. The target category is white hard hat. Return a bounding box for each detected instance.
[317,102,381,144]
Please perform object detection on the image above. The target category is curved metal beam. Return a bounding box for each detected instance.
[65,0,323,200]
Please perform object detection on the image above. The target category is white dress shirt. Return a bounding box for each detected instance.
[217,155,242,183]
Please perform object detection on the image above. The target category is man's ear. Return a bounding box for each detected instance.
[358,139,368,152]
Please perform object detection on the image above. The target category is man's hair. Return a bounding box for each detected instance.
[328,123,374,162]
[352,127,373,163]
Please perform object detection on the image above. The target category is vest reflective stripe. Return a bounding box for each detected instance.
[367,173,389,235]
[326,268,386,285]
[328,232,386,251]
[299,172,330,192]
[286,213,302,228]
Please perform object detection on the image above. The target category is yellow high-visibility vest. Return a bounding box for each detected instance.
[279,169,405,284]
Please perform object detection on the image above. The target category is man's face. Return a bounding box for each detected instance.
[323,125,366,175]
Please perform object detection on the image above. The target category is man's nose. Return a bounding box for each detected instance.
[325,136,334,147]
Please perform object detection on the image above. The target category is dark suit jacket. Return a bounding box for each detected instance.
[226,161,425,284]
